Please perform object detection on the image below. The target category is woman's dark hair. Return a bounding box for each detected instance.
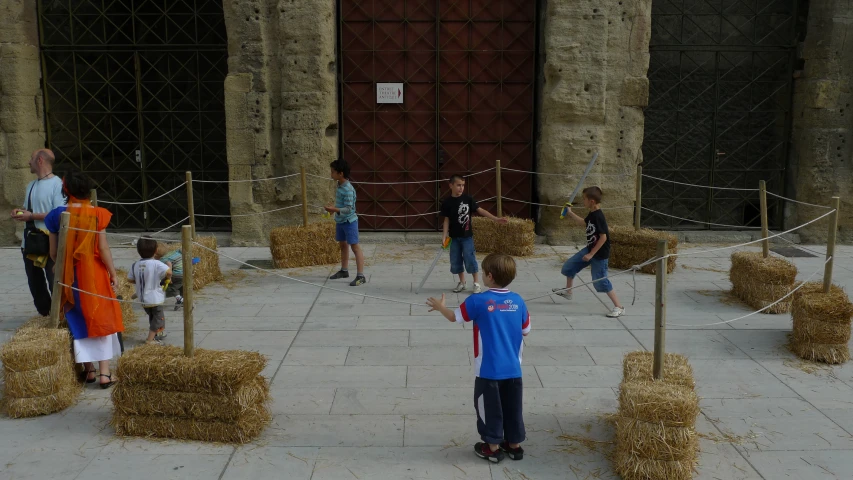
[330,158,351,179]
[137,237,158,259]
[62,169,93,200]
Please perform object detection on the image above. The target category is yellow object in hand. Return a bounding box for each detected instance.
[16,211,24,216]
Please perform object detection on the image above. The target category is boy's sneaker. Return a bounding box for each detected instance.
[145,339,163,346]
[607,306,625,318]
[499,441,524,460]
[452,282,466,293]
[349,275,366,287]
[472,283,482,294]
[552,288,572,300]
[174,297,183,311]
[473,443,504,463]
[154,331,168,341]
[329,270,350,280]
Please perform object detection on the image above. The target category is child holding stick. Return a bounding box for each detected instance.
[324,158,366,286]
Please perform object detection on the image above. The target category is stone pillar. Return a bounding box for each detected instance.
[0,0,43,245]
[790,1,853,243]
[538,0,651,244]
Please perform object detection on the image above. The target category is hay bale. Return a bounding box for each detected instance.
[114,268,140,336]
[270,221,340,268]
[613,448,696,480]
[1,327,80,418]
[112,406,270,444]
[789,282,853,364]
[610,227,678,274]
[112,375,269,421]
[730,252,797,314]
[622,351,695,389]
[471,217,536,257]
[615,416,698,460]
[115,344,266,394]
[162,235,223,291]
[619,381,700,428]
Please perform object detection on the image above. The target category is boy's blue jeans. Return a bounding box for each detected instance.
[449,236,478,275]
[561,247,613,293]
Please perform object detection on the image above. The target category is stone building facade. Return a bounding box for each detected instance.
[0,0,850,246]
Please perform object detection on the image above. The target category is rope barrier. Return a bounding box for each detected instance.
[96,182,188,205]
[501,167,629,178]
[195,204,303,218]
[641,207,762,229]
[192,173,300,184]
[766,192,833,210]
[500,196,633,210]
[57,282,150,306]
[641,174,759,192]
[306,167,496,185]
[669,257,830,327]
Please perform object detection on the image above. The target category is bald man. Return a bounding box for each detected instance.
[10,149,65,316]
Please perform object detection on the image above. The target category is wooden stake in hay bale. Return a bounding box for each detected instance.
[610,226,678,274]
[111,344,271,443]
[0,327,80,418]
[730,251,797,314]
[270,221,340,268]
[471,216,536,257]
[615,351,699,480]
[789,282,853,364]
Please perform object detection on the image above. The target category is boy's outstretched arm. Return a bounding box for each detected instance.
[426,294,456,322]
[476,207,508,224]
[564,206,585,226]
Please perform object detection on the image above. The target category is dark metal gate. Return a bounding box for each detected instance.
[338,0,537,230]
[38,0,230,231]
[642,0,799,229]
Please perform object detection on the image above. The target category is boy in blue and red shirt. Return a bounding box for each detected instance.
[426,253,532,464]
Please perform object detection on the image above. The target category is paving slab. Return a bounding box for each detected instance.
[265,415,404,447]
[274,366,407,388]
[345,346,470,366]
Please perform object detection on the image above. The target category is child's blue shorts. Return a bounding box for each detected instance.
[335,220,359,245]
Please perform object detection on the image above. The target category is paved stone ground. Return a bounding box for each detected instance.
[1,241,853,479]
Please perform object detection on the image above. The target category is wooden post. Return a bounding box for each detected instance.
[653,239,668,380]
[301,166,308,227]
[496,159,502,217]
[186,171,196,238]
[181,225,195,357]
[759,180,769,258]
[634,164,642,230]
[90,189,98,207]
[824,196,841,293]
[49,212,71,328]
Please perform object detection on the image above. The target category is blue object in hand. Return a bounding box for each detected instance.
[192,257,200,265]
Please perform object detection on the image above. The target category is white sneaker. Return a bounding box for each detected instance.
[452,282,466,293]
[552,288,572,300]
[473,283,482,293]
[607,307,625,318]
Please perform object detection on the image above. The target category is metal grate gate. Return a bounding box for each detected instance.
[642,0,799,230]
[37,0,230,231]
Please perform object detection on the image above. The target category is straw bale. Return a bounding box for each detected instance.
[619,382,700,428]
[789,339,850,365]
[610,227,678,274]
[162,235,223,291]
[114,268,140,336]
[792,315,851,345]
[270,221,340,268]
[614,448,696,480]
[730,252,797,314]
[622,351,694,389]
[112,405,270,444]
[5,374,80,419]
[115,344,266,394]
[1,328,68,371]
[471,217,536,257]
[792,282,853,325]
[112,375,269,421]
[615,416,697,461]
[4,362,67,398]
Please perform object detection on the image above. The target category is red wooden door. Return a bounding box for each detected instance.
[340,0,536,230]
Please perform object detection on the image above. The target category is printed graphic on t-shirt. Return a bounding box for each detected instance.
[586,221,598,249]
[458,202,470,233]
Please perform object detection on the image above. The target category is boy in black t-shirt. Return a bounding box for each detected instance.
[440,174,507,294]
[552,186,624,317]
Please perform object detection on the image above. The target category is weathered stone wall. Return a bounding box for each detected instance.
[223,0,337,246]
[537,0,651,244]
[0,0,44,245]
[790,1,853,243]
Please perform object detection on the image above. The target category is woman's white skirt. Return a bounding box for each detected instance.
[73,333,121,363]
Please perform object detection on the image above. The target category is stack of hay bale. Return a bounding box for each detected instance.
[114,268,139,336]
[163,236,223,290]
[790,282,853,364]
[730,251,797,314]
[615,351,699,480]
[111,344,271,443]
[1,319,80,418]
[270,222,340,268]
[472,217,536,256]
[610,227,678,274]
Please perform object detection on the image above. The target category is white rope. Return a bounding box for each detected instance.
[149,216,190,236]
[310,197,497,218]
[523,256,662,303]
[57,282,150,306]
[500,196,633,209]
[195,204,303,218]
[669,258,830,327]
[192,173,299,183]
[306,167,496,185]
[96,182,188,205]
[766,192,833,210]
[501,167,628,178]
[641,207,761,229]
[642,174,759,192]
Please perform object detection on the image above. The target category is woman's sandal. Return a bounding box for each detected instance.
[78,367,96,384]
[98,374,115,389]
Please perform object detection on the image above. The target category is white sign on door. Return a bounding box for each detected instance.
[377,83,404,104]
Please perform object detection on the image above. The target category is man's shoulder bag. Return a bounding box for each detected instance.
[23,182,51,256]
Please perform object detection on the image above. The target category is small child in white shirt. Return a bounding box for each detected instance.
[128,237,171,345]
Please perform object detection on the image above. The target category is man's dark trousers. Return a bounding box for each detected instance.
[23,251,54,316]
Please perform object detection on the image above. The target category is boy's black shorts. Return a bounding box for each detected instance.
[164,276,183,298]
[474,376,526,445]
[144,305,165,333]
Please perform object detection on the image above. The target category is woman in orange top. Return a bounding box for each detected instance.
[46,170,123,389]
